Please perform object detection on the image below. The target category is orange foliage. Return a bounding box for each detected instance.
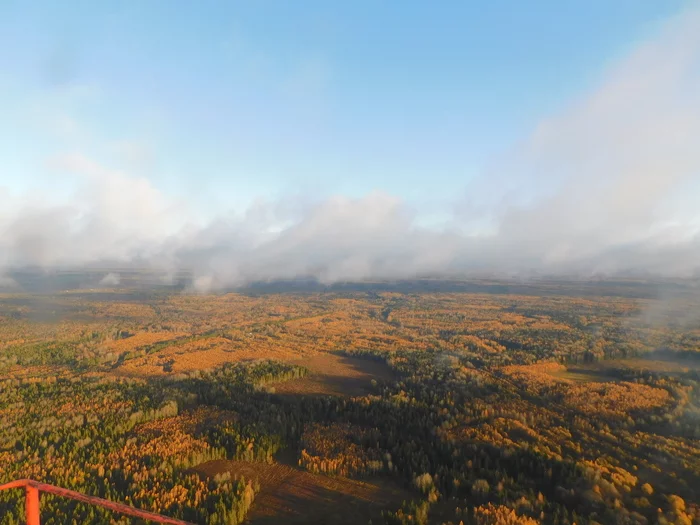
[474,503,540,525]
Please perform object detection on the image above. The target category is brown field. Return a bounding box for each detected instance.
[271,352,395,396]
[588,357,700,374]
[548,366,616,383]
[545,358,700,383]
[195,456,411,525]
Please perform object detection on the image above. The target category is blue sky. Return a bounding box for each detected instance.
[1,1,699,283]
[0,1,687,212]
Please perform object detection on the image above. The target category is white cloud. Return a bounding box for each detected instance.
[99,272,120,286]
[0,153,191,268]
[456,6,700,275]
[0,274,20,290]
[1,7,700,287]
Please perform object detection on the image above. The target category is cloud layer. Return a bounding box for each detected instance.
[1,8,700,289]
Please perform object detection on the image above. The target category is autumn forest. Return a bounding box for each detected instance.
[0,279,698,525]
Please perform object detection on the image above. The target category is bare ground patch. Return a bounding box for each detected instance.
[548,366,618,383]
[195,456,410,525]
[590,357,700,374]
[271,352,395,397]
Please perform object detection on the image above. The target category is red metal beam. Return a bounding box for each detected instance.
[25,484,40,525]
[0,479,30,491]
[0,479,195,525]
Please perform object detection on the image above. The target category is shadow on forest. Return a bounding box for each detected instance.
[270,353,395,397]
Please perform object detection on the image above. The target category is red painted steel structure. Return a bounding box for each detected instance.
[0,479,195,525]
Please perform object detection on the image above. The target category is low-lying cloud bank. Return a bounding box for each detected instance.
[1,8,700,291]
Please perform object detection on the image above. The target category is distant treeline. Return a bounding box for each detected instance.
[4,267,697,299]
[238,278,694,299]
